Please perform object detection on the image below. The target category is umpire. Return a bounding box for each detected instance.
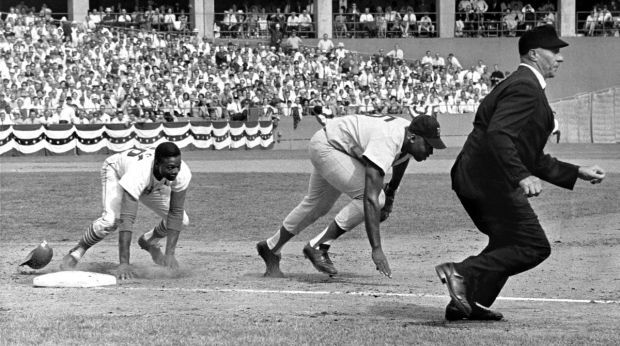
[435,25,606,321]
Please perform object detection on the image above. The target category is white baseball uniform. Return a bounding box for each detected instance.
[93,147,191,236]
[283,114,410,233]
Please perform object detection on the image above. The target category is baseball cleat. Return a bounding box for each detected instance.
[138,234,165,266]
[303,243,337,275]
[256,241,284,278]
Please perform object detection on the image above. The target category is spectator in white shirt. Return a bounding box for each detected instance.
[58,97,76,124]
[298,10,313,36]
[359,8,375,37]
[287,12,300,33]
[447,53,463,70]
[421,50,434,66]
[401,7,417,37]
[386,43,404,60]
[317,34,334,54]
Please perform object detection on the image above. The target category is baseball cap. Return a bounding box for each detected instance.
[518,25,568,55]
[409,115,446,149]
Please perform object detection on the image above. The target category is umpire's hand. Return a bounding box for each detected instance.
[519,176,542,197]
[578,165,606,184]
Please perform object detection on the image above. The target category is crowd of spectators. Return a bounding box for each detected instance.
[582,2,620,37]
[215,1,438,39]
[0,5,517,127]
[333,4,437,38]
[218,3,316,39]
[83,4,193,33]
[455,0,560,37]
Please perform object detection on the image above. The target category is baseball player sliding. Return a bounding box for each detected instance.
[60,142,192,280]
[257,112,446,278]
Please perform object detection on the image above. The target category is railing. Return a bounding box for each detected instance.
[0,10,195,36]
[332,12,437,38]
[85,10,194,33]
[215,12,316,39]
[1,102,473,126]
[575,11,620,37]
[455,11,558,37]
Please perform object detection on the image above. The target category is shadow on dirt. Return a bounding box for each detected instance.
[370,302,507,327]
[12,261,193,285]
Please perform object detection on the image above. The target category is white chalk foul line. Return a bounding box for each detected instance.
[93,286,620,305]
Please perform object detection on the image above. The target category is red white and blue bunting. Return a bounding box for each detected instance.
[0,121,274,156]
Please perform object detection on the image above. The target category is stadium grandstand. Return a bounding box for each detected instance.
[0,0,618,146]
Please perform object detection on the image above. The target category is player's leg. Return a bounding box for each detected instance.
[140,187,189,265]
[259,130,341,277]
[302,138,383,274]
[61,162,122,269]
[258,167,341,277]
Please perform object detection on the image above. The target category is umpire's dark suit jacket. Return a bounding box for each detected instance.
[450,65,579,307]
[452,65,578,200]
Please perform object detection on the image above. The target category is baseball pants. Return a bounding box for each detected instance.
[282,129,385,235]
[454,190,551,308]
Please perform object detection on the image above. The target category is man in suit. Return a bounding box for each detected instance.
[435,25,606,321]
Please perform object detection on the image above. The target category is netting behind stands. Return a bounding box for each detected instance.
[550,87,620,143]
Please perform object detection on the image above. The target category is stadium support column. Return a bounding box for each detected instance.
[559,0,576,37]
[315,0,332,38]
[68,0,88,23]
[437,0,455,38]
[191,0,214,39]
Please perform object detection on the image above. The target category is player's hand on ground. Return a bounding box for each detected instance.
[116,263,136,280]
[519,176,542,197]
[371,247,392,278]
[578,165,605,184]
[162,254,179,270]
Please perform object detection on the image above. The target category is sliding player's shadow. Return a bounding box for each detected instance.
[58,261,191,279]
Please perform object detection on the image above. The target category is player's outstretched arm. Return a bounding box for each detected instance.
[117,191,139,280]
[381,158,410,222]
[363,160,391,278]
[163,189,188,270]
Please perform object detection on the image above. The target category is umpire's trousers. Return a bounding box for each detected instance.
[453,188,551,308]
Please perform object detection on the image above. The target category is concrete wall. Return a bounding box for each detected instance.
[306,37,620,102]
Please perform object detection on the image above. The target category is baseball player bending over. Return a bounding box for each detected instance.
[60,142,191,280]
[257,112,446,278]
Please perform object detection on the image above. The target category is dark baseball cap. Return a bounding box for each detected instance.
[518,25,568,55]
[409,115,446,149]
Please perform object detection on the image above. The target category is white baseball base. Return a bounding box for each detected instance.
[33,271,117,288]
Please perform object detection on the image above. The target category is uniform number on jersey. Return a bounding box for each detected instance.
[127,148,149,160]
[364,114,397,122]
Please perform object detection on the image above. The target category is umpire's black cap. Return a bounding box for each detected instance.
[518,24,568,55]
[409,115,446,149]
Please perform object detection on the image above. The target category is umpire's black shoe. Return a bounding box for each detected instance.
[303,243,338,275]
[445,300,504,321]
[257,241,284,278]
[435,262,472,317]
[319,244,334,266]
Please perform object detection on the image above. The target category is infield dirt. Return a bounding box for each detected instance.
[1,144,619,345]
